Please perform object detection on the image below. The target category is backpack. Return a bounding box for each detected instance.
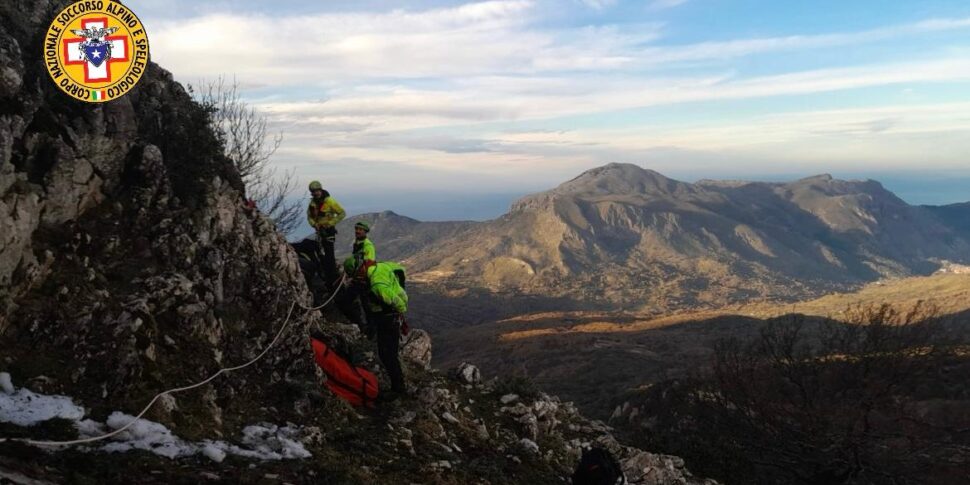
[572,447,626,485]
[291,239,323,265]
[393,268,406,289]
[310,335,379,408]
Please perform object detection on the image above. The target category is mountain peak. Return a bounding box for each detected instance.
[552,163,687,197]
[800,173,834,182]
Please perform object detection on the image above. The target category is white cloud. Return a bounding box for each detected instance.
[152,1,550,83]
[648,0,689,11]
[637,17,970,65]
[255,57,970,136]
[263,96,970,193]
[152,0,970,85]
[145,2,970,195]
[578,0,618,10]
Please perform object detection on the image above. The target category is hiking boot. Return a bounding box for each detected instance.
[380,390,402,403]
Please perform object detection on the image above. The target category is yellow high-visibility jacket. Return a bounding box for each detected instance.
[307,192,346,229]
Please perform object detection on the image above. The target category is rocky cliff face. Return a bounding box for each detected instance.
[1,0,314,448]
[0,2,709,483]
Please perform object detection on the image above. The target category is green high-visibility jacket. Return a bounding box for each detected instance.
[307,193,346,229]
[364,262,407,314]
[353,238,376,266]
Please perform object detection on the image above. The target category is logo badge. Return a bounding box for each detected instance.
[43,1,150,103]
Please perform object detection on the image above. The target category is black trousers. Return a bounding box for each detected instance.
[318,230,337,287]
[369,312,405,392]
[336,286,366,329]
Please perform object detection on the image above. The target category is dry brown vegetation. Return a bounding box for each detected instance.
[624,303,970,484]
[416,274,970,422]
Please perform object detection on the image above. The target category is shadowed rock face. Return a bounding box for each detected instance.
[360,163,970,310]
[924,201,970,238]
[0,0,311,435]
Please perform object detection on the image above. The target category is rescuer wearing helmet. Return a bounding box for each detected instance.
[354,259,409,399]
[352,221,376,268]
[306,180,346,287]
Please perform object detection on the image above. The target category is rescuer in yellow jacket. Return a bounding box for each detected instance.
[306,180,345,287]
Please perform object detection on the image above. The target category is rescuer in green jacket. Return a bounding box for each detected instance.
[352,221,376,268]
[354,260,408,398]
[306,180,345,287]
[337,222,377,336]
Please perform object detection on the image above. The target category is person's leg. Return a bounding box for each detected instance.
[320,236,338,288]
[338,289,372,337]
[375,314,405,392]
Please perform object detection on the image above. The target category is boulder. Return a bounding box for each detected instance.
[401,329,432,368]
[453,362,481,385]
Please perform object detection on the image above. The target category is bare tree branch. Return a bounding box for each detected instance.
[189,76,302,235]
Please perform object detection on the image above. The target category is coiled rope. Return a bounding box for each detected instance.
[1,278,344,447]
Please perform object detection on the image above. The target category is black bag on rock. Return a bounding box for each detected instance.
[572,447,626,485]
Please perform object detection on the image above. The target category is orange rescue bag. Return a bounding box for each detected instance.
[310,337,379,408]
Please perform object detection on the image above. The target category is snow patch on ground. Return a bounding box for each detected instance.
[200,424,311,461]
[0,375,85,426]
[0,372,14,394]
[201,443,227,463]
[0,377,311,461]
[81,413,311,461]
[93,412,196,459]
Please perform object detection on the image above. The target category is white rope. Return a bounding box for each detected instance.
[2,279,344,448]
[302,277,346,312]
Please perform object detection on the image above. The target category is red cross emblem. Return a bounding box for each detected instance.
[62,17,129,84]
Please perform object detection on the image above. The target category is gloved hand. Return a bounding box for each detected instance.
[397,315,410,336]
[317,226,337,242]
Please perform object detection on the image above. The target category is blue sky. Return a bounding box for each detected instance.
[142,0,970,222]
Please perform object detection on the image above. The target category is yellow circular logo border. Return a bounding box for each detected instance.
[43,1,150,104]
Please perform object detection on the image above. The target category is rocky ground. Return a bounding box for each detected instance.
[1,337,715,484]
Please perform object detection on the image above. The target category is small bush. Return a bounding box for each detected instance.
[493,374,541,402]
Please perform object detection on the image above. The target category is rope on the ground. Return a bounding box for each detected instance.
[1,278,344,447]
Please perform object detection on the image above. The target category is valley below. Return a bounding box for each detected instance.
[411,273,970,421]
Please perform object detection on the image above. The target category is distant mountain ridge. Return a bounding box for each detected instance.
[924,202,970,237]
[340,163,970,310]
[335,210,476,260]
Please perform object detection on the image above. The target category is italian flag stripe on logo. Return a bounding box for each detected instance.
[91,90,106,101]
